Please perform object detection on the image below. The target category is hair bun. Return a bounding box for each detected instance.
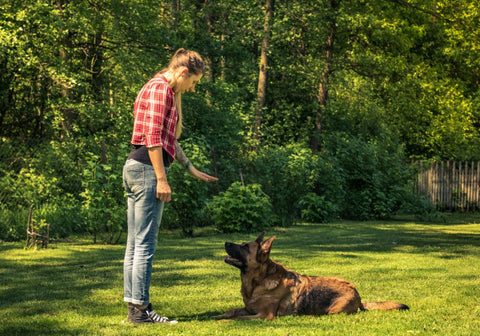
[169,48,204,75]
[174,48,186,56]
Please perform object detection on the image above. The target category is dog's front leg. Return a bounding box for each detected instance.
[211,307,249,319]
[232,311,275,320]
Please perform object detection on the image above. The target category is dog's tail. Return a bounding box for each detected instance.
[361,301,409,311]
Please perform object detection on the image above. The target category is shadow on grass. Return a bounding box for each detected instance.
[175,311,221,322]
[265,221,480,257]
[0,320,85,336]
[0,246,124,310]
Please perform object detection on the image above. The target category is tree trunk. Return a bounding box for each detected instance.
[90,30,104,98]
[254,0,274,143]
[220,33,226,80]
[310,0,340,152]
[56,0,72,138]
[0,58,13,136]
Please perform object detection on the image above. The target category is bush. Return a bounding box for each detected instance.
[207,182,273,233]
[36,201,85,239]
[245,143,344,226]
[0,205,28,242]
[80,143,126,244]
[0,137,125,242]
[324,132,413,220]
[0,200,84,242]
[400,193,446,222]
[298,192,339,223]
[0,168,63,209]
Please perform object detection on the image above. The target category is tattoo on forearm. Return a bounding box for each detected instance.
[175,140,192,169]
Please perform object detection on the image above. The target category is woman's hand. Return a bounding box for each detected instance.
[187,166,219,182]
[156,178,172,202]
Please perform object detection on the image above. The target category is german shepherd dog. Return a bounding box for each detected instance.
[213,233,409,320]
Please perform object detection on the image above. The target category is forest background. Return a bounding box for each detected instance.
[1,0,479,243]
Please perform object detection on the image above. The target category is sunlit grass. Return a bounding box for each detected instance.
[1,214,479,335]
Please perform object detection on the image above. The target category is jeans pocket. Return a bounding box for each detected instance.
[124,162,145,194]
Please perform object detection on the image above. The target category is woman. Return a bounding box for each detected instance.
[123,48,218,324]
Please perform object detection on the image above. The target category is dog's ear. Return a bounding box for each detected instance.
[255,232,265,244]
[258,236,275,262]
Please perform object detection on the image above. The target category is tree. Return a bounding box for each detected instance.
[311,0,341,152]
[254,0,275,143]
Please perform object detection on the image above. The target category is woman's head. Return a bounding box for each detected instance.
[162,48,205,138]
[168,48,204,76]
[163,48,204,94]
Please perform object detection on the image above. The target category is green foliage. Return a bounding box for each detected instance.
[0,201,84,242]
[33,202,85,239]
[244,139,413,223]
[1,0,480,241]
[207,182,273,233]
[0,205,28,242]
[166,137,215,236]
[182,81,248,190]
[0,138,86,241]
[80,143,126,244]
[1,168,62,208]
[0,137,127,242]
[298,192,339,223]
[324,132,412,220]
[245,143,344,226]
[399,190,446,223]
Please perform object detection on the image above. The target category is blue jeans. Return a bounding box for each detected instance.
[123,159,166,305]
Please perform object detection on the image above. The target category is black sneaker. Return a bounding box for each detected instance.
[127,303,135,321]
[128,303,178,324]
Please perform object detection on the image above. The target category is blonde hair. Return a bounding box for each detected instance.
[161,48,204,139]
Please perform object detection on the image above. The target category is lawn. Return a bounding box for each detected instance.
[1,215,479,336]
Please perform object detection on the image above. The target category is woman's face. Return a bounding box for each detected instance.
[176,69,202,94]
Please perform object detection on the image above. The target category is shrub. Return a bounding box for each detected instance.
[0,205,28,242]
[0,137,121,242]
[324,132,412,220]
[0,200,84,242]
[0,168,63,209]
[80,147,126,244]
[35,201,85,239]
[207,182,273,233]
[298,192,339,223]
[400,193,446,222]
[245,143,344,226]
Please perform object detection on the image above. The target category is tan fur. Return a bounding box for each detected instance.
[213,234,409,320]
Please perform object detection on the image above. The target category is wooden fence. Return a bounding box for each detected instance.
[413,161,480,211]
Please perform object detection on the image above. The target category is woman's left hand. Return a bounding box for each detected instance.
[188,166,219,182]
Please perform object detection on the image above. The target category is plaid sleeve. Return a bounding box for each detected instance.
[136,82,169,148]
[146,82,169,148]
[131,76,177,159]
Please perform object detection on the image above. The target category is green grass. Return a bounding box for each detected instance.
[1,214,479,335]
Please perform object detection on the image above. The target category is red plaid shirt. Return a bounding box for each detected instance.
[131,74,177,162]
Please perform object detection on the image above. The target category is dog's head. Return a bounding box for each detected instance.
[224,233,276,273]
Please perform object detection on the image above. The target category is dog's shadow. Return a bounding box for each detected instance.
[176,311,222,322]
[177,311,272,324]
